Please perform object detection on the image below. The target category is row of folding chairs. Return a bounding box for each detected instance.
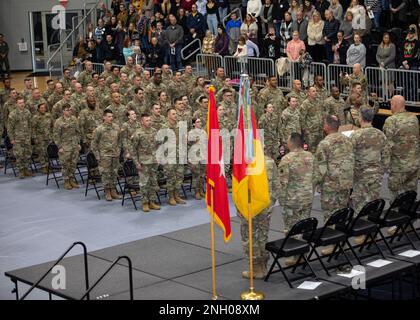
[265,191,420,288]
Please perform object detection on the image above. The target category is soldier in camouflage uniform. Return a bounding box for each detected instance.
[21,78,33,102]
[100,61,113,80]
[53,104,81,189]
[351,106,389,214]
[299,87,324,153]
[160,108,187,206]
[167,71,187,103]
[181,95,193,114]
[158,91,172,115]
[77,61,94,88]
[88,73,99,88]
[278,133,313,265]
[192,96,209,129]
[129,64,144,82]
[258,103,280,160]
[51,90,73,120]
[188,117,207,200]
[340,63,367,98]
[59,68,72,91]
[383,95,420,202]
[119,72,132,105]
[42,79,55,102]
[25,88,46,115]
[8,97,32,178]
[105,92,128,127]
[181,65,196,93]
[142,70,152,88]
[126,76,142,102]
[215,77,238,104]
[314,75,329,103]
[220,89,237,125]
[105,66,121,87]
[144,72,167,109]
[94,77,110,110]
[240,155,281,279]
[285,80,307,107]
[210,67,225,93]
[131,113,161,212]
[47,82,64,112]
[78,96,102,152]
[120,57,135,79]
[150,103,166,131]
[217,104,234,178]
[250,78,262,121]
[3,88,18,131]
[121,109,141,158]
[161,64,173,86]
[31,103,53,173]
[258,76,285,119]
[70,83,87,117]
[91,109,122,201]
[313,115,354,222]
[281,96,302,152]
[174,97,191,129]
[190,77,207,108]
[126,87,146,115]
[324,87,348,126]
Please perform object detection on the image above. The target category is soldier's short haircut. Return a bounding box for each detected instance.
[47,79,54,85]
[24,78,32,82]
[141,113,150,118]
[111,66,120,72]
[264,103,273,109]
[174,97,183,104]
[32,87,40,92]
[222,88,232,95]
[134,87,144,94]
[287,96,297,103]
[158,91,166,97]
[126,110,135,117]
[268,75,276,80]
[120,72,128,77]
[315,74,323,80]
[198,96,208,103]
[151,104,160,110]
[92,72,98,77]
[352,82,362,88]
[360,106,375,123]
[325,115,340,131]
[63,68,70,73]
[167,108,176,116]
[289,133,303,148]
[16,96,24,103]
[62,103,71,111]
[37,103,46,110]
[98,76,105,81]
[103,109,113,115]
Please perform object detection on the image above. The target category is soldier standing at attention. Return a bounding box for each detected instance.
[26,88,46,115]
[300,86,324,153]
[42,79,55,102]
[131,113,161,212]
[150,103,166,131]
[53,104,81,189]
[241,154,280,279]
[91,109,122,201]
[188,118,207,200]
[258,76,285,118]
[144,72,167,109]
[258,103,280,161]
[278,133,313,265]
[383,95,419,202]
[8,97,32,178]
[285,80,307,107]
[314,75,328,103]
[78,96,102,152]
[32,103,53,174]
[324,87,348,126]
[281,96,302,153]
[77,60,94,88]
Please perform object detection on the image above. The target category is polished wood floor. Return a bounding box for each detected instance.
[1,72,50,92]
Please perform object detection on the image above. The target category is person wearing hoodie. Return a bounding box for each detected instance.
[226,12,242,54]
[346,33,366,67]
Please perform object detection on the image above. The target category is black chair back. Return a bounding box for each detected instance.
[281,218,318,251]
[46,143,59,159]
[386,191,417,218]
[123,160,138,178]
[325,207,354,229]
[409,200,420,219]
[86,152,98,170]
[4,135,13,151]
[356,199,385,223]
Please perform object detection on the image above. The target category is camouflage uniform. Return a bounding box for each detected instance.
[299,98,324,153]
[215,87,238,105]
[47,92,63,112]
[53,115,81,181]
[240,156,281,267]
[190,86,207,108]
[351,125,389,213]
[278,149,314,233]
[120,65,135,78]
[32,111,53,169]
[91,122,122,190]
[258,86,285,118]
[26,97,46,115]
[51,99,72,120]
[324,96,348,126]
[314,133,354,220]
[3,98,16,131]
[176,109,192,130]
[78,107,102,151]
[21,89,33,103]
[159,101,172,115]
[100,70,112,80]
[315,86,328,103]
[126,97,146,116]
[42,89,54,102]
[94,86,111,110]
[281,107,301,148]
[105,74,120,87]
[8,108,32,173]
[59,77,72,91]
[187,128,207,196]
[162,72,173,86]
[144,82,167,108]
[383,111,420,202]
[340,73,368,97]
[181,73,196,93]
[250,86,262,121]
[220,100,237,125]
[210,76,224,93]
[121,120,141,155]
[258,112,280,160]
[70,92,87,117]
[285,89,307,107]
[77,70,93,88]
[105,102,128,127]
[151,113,166,131]
[192,108,208,129]
[119,83,132,105]
[167,80,187,102]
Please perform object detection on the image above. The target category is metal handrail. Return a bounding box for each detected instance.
[79,256,134,300]
[222,7,242,29]
[47,0,101,77]
[181,38,202,61]
[72,15,85,49]
[20,241,90,300]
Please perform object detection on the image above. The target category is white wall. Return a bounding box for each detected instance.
[0,0,89,71]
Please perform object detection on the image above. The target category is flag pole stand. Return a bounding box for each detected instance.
[240,191,265,300]
[210,186,218,300]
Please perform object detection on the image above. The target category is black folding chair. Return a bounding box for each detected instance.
[45,143,63,188]
[3,135,17,176]
[121,160,141,210]
[265,217,320,288]
[182,168,193,198]
[400,200,420,242]
[368,191,417,255]
[336,200,386,265]
[303,208,354,274]
[76,143,88,184]
[84,152,103,200]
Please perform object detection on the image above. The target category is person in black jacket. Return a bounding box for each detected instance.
[323,10,340,63]
[332,31,349,64]
[315,0,331,20]
[103,34,118,63]
[272,0,290,37]
[145,37,164,68]
[261,27,281,60]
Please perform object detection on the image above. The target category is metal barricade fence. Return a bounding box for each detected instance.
[327,63,354,95]
[365,67,387,101]
[225,56,275,88]
[289,61,327,90]
[386,68,420,105]
[92,63,104,75]
[195,54,225,81]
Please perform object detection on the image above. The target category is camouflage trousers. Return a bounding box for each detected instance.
[239,209,271,264]
[189,163,205,192]
[33,140,50,168]
[388,170,418,203]
[283,205,312,234]
[13,141,32,172]
[98,156,119,189]
[164,164,184,194]
[139,164,159,204]
[59,148,79,180]
[351,174,382,214]
[305,131,323,154]
[321,188,351,221]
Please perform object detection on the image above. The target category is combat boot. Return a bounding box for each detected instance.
[321,246,335,256]
[195,190,202,200]
[142,203,150,212]
[149,201,161,210]
[64,179,73,190]
[110,189,122,199]
[105,189,113,201]
[354,235,367,245]
[24,168,34,177]
[168,192,177,206]
[18,170,26,179]
[42,167,49,174]
[174,193,186,204]
[241,263,266,280]
[70,178,80,189]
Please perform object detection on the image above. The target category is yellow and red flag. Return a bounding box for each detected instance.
[206,86,231,242]
[232,75,270,219]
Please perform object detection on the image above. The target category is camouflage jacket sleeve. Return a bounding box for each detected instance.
[53,118,62,148]
[382,117,395,154]
[90,126,101,160]
[267,158,281,205]
[313,141,327,188]
[381,134,391,172]
[130,131,141,167]
[7,112,16,141]
[277,158,289,205]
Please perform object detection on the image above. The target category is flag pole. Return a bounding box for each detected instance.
[210,186,218,300]
[241,191,265,300]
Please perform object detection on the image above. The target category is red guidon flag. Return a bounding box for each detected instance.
[206,86,231,242]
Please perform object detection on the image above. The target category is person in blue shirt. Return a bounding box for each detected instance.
[225,12,242,54]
